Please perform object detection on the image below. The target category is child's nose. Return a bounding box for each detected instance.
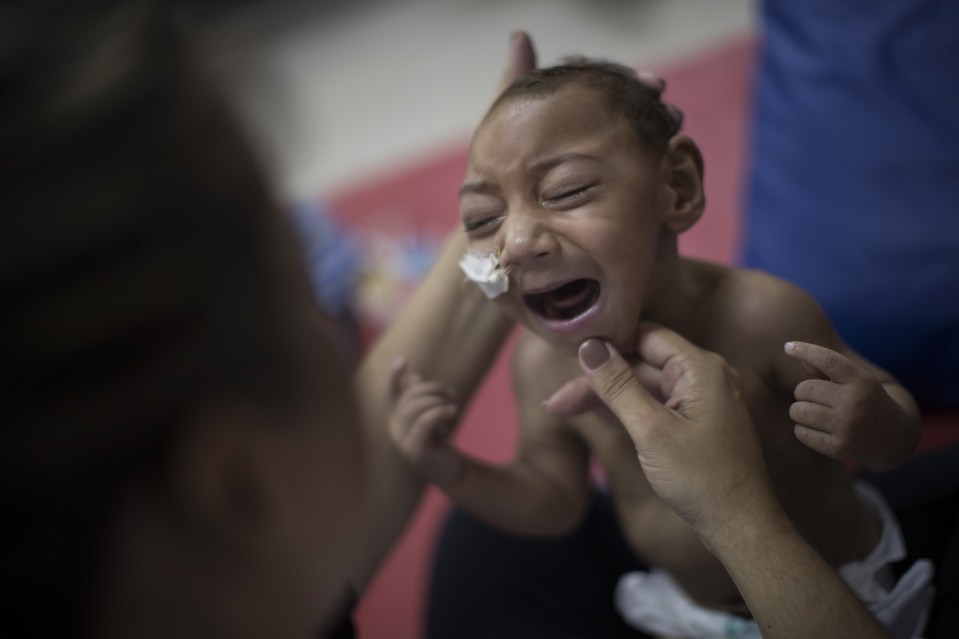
[498,209,557,269]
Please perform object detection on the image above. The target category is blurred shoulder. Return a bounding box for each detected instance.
[717,267,839,346]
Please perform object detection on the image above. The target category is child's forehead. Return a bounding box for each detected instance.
[468,84,643,168]
[476,85,617,146]
[486,80,609,126]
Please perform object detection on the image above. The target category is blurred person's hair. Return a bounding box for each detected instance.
[490,56,681,154]
[0,3,314,635]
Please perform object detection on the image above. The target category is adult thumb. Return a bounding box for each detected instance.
[578,339,667,438]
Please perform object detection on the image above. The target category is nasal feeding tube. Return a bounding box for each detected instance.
[459,249,511,299]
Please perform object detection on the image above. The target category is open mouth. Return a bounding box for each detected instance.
[524,279,601,321]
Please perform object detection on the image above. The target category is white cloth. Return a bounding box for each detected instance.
[458,250,509,298]
[615,481,935,639]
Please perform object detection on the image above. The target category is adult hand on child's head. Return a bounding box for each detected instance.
[636,71,684,134]
[492,32,683,133]
[495,31,537,96]
[568,324,781,546]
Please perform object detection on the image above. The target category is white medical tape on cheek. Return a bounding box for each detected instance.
[458,250,510,299]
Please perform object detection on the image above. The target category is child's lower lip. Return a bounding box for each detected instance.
[533,297,601,335]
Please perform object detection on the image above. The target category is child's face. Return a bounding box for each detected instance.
[461,83,668,355]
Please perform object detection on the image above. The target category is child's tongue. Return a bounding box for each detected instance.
[543,280,593,319]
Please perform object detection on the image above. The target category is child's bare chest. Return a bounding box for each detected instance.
[546,353,878,569]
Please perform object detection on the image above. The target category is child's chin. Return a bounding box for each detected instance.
[531,329,586,358]
[552,338,583,359]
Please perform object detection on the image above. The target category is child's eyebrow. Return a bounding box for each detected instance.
[459,181,497,198]
[459,153,600,199]
[529,151,598,173]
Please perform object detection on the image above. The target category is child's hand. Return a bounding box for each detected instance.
[388,359,464,486]
[784,341,914,469]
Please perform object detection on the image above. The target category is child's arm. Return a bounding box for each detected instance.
[782,340,920,471]
[759,277,920,471]
[354,232,514,589]
[388,359,464,486]
[388,340,592,537]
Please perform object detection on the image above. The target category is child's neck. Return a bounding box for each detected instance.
[639,233,706,340]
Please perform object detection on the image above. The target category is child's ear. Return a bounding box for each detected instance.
[660,134,705,233]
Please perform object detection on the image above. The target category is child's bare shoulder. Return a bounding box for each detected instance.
[712,266,837,346]
[705,265,844,391]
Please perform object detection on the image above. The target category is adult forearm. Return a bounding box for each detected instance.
[709,512,891,639]
[352,231,513,589]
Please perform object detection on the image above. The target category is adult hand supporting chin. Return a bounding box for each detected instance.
[547,324,894,639]
[546,322,779,545]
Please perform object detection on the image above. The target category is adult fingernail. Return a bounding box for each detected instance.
[580,339,611,371]
[784,341,797,353]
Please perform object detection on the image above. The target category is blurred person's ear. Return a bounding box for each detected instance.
[171,402,292,545]
[659,134,705,234]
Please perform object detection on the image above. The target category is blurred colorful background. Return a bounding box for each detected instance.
[203,4,752,635]
[191,1,958,637]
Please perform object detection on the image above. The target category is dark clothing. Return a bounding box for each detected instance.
[427,445,959,639]
[428,494,650,639]
[322,589,357,639]
[862,444,959,637]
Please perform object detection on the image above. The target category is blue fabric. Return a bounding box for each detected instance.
[742,0,959,407]
[288,200,361,316]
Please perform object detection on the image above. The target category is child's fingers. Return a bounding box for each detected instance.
[396,392,457,430]
[794,424,843,459]
[789,400,835,430]
[391,397,455,451]
[406,405,458,453]
[406,419,435,455]
[418,403,459,437]
[394,375,454,406]
[793,378,841,407]
[389,357,408,401]
[799,359,829,380]
[396,381,457,417]
[408,380,457,400]
[784,342,862,384]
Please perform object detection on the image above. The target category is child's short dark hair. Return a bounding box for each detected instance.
[491,56,679,153]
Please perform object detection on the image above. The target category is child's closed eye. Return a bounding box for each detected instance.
[542,184,594,206]
[463,215,504,233]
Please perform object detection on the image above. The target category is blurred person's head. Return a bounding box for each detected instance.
[0,3,365,637]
